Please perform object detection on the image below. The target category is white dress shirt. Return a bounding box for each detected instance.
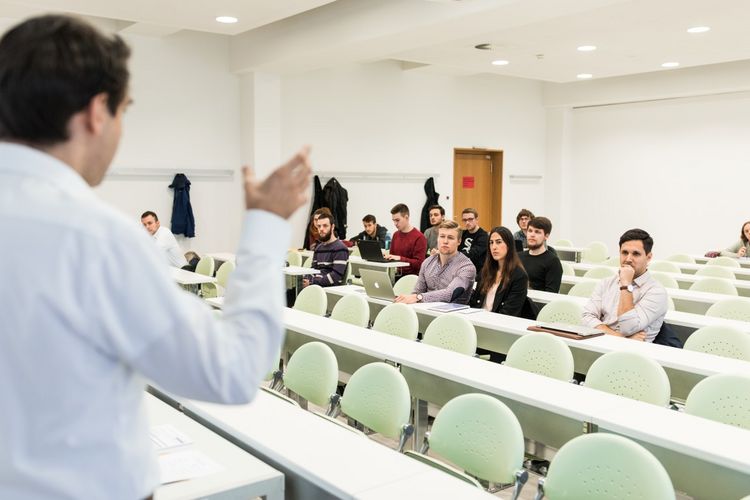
[0,143,287,499]
[152,225,188,267]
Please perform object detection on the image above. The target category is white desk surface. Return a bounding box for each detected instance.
[204,297,223,309]
[572,261,750,281]
[170,268,216,285]
[693,254,750,268]
[349,255,410,268]
[180,390,493,499]
[283,266,320,276]
[148,393,284,500]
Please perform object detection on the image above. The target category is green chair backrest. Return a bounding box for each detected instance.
[567,281,598,298]
[689,277,738,296]
[215,261,235,288]
[666,296,675,311]
[393,274,419,296]
[330,293,370,327]
[666,253,695,264]
[287,250,303,267]
[195,256,215,277]
[537,299,583,325]
[582,267,616,279]
[695,265,736,279]
[585,351,671,406]
[429,394,525,484]
[684,325,750,361]
[505,333,574,381]
[707,256,741,268]
[560,261,575,276]
[541,434,675,500]
[706,297,750,322]
[553,239,573,247]
[340,362,411,439]
[342,262,352,285]
[372,303,419,341]
[684,373,750,430]
[302,256,313,268]
[283,342,339,407]
[650,271,679,289]
[582,241,608,263]
[351,245,361,257]
[293,285,327,316]
[422,314,477,356]
[649,260,682,274]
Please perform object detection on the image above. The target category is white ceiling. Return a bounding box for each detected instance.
[0,0,748,82]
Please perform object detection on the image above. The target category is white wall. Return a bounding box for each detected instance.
[95,31,245,253]
[280,61,548,244]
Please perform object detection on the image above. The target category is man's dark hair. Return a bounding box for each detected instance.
[317,213,334,225]
[516,209,535,224]
[390,203,410,216]
[528,216,552,236]
[362,214,376,224]
[429,205,445,216]
[141,211,158,221]
[0,15,131,145]
[619,228,654,254]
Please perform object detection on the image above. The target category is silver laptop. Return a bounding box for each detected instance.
[359,269,396,301]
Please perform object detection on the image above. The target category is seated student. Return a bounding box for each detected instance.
[721,220,750,257]
[513,209,534,250]
[519,216,563,292]
[395,220,475,304]
[349,214,389,248]
[386,203,427,277]
[140,211,188,268]
[303,213,349,287]
[470,226,534,318]
[305,207,333,250]
[582,229,668,342]
[459,208,488,274]
[424,204,445,256]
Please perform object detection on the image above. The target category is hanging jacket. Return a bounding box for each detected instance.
[322,177,348,240]
[301,175,325,247]
[420,177,439,233]
[169,173,195,237]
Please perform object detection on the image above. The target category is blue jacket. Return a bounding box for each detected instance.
[169,173,195,237]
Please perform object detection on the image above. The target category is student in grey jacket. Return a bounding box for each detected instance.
[721,221,750,257]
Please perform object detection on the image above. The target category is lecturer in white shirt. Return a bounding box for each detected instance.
[0,15,312,500]
[141,210,189,268]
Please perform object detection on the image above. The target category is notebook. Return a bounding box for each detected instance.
[358,239,389,263]
[429,303,470,313]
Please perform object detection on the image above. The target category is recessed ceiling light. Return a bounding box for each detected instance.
[491,59,509,66]
[687,26,710,33]
[215,16,238,24]
[577,45,597,52]
[577,73,593,79]
[661,62,680,68]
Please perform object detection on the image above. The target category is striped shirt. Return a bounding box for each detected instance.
[311,239,349,286]
[413,252,476,304]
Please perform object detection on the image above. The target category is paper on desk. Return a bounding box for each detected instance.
[150,424,193,452]
[158,449,224,484]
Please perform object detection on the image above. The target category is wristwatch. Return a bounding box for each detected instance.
[619,284,635,293]
[416,294,423,302]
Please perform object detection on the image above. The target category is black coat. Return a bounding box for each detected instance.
[322,177,349,239]
[469,267,536,319]
[301,175,326,247]
[169,173,195,237]
[420,177,439,233]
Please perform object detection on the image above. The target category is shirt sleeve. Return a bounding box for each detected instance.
[721,240,743,257]
[544,256,563,293]
[422,259,476,303]
[617,284,668,336]
[465,231,488,269]
[313,246,349,286]
[581,279,607,328]
[413,265,428,294]
[400,234,427,273]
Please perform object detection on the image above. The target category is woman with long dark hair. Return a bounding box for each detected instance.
[721,221,750,258]
[470,226,534,318]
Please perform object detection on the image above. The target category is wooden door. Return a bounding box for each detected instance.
[452,150,502,229]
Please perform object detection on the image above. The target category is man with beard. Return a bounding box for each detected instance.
[519,216,563,292]
[304,212,349,287]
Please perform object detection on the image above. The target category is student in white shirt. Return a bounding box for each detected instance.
[141,210,189,268]
[0,15,312,500]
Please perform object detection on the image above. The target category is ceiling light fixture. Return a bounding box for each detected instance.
[215,16,238,24]
[661,62,680,68]
[577,73,593,79]
[687,26,710,33]
[492,59,509,66]
[577,45,597,52]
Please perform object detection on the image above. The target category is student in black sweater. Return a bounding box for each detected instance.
[459,208,488,273]
[518,216,563,293]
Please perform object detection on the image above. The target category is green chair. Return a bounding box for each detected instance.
[537,299,583,325]
[582,241,608,264]
[553,239,573,247]
[649,261,682,274]
[302,256,313,268]
[505,333,574,381]
[535,433,675,500]
[584,351,671,406]
[689,277,738,296]
[330,293,370,327]
[341,262,352,285]
[195,256,215,277]
[372,303,419,341]
[280,341,339,407]
[684,373,750,430]
[287,250,303,267]
[582,267,615,279]
[695,265,736,279]
[393,274,419,296]
[706,297,750,322]
[666,296,675,311]
[684,325,750,361]
[560,261,575,276]
[351,245,361,257]
[406,394,528,497]
[422,315,477,356]
[202,260,235,298]
[707,256,741,268]
[293,284,327,316]
[567,281,598,298]
[666,254,695,264]
[650,271,679,289]
[331,362,413,451]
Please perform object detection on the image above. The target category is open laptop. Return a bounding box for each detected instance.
[359,269,396,301]
[358,239,389,263]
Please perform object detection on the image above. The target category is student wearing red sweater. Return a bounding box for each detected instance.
[386,203,427,276]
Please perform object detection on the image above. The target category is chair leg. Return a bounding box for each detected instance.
[326,393,341,418]
[397,423,414,453]
[510,469,528,500]
[533,476,546,500]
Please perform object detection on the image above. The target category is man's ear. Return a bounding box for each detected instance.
[83,92,110,135]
